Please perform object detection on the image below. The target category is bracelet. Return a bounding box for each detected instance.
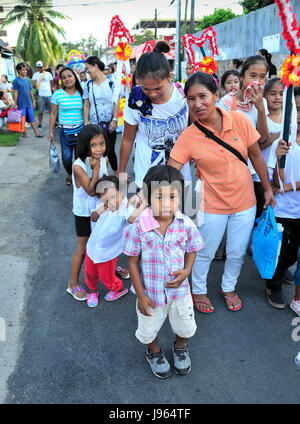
[112,117,118,122]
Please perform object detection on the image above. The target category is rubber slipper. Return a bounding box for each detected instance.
[192,293,214,313]
[66,285,88,301]
[115,266,130,279]
[65,177,72,186]
[221,290,242,311]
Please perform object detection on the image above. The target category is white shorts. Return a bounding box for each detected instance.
[135,294,197,345]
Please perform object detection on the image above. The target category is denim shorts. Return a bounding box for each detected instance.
[38,96,52,113]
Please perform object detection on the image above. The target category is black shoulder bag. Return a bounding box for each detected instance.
[193,120,248,166]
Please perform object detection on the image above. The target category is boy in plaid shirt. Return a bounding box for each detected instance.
[123,165,203,378]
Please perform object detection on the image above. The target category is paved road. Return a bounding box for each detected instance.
[0,122,299,405]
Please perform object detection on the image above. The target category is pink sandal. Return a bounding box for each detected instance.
[221,290,242,312]
[104,288,128,302]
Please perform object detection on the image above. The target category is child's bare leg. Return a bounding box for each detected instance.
[148,337,160,354]
[174,335,186,349]
[68,236,89,297]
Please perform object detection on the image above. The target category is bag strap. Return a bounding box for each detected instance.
[193,120,248,166]
[37,71,46,91]
[91,81,100,124]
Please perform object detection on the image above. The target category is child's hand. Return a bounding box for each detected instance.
[166,269,189,289]
[247,83,264,111]
[137,295,155,316]
[90,157,100,169]
[276,140,290,159]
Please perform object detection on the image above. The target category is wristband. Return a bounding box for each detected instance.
[112,117,118,122]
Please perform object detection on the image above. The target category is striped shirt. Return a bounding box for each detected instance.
[122,208,203,306]
[51,89,83,127]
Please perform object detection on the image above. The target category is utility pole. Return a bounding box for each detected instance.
[183,0,189,35]
[154,8,158,40]
[190,0,195,34]
[175,0,181,81]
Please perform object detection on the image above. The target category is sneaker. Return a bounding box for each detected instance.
[282,269,294,285]
[87,292,99,308]
[290,298,300,316]
[145,349,172,379]
[266,288,285,309]
[172,343,192,376]
[38,124,42,128]
[104,288,128,302]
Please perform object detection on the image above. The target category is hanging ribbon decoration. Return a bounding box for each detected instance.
[108,15,134,94]
[182,26,218,75]
[275,0,300,168]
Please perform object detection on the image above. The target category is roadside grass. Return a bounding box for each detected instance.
[0,131,21,147]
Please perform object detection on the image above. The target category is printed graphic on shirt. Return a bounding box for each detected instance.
[140,103,188,165]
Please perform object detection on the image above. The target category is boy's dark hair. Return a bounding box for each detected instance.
[95,175,119,198]
[184,71,218,96]
[136,41,171,81]
[240,55,268,76]
[221,70,241,89]
[76,124,107,161]
[0,91,4,99]
[143,165,184,206]
[263,77,283,97]
[16,62,26,74]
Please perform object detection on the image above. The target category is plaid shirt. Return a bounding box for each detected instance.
[122,208,203,306]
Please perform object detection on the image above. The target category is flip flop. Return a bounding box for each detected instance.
[66,285,88,301]
[192,293,214,313]
[115,266,130,279]
[221,290,242,312]
[65,177,72,186]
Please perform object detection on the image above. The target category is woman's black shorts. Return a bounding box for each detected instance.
[74,215,91,237]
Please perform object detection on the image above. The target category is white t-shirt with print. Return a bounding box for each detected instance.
[269,140,300,219]
[32,71,53,97]
[123,84,191,187]
[82,79,119,124]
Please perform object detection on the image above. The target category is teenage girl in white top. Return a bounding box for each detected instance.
[67,124,108,301]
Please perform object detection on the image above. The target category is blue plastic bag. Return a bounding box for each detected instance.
[252,205,283,279]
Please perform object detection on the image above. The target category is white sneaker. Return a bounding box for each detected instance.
[290,299,300,316]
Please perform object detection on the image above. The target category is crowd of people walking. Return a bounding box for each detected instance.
[3,43,299,379]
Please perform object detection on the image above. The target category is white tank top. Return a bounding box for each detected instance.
[72,156,108,217]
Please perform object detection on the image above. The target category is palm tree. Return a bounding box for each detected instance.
[1,0,68,66]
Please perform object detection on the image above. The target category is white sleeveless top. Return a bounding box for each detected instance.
[72,156,108,217]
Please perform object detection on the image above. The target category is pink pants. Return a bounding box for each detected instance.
[85,253,124,292]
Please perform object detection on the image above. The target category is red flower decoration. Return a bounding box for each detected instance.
[275,0,300,54]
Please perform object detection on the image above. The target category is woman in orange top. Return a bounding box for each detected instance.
[168,72,275,313]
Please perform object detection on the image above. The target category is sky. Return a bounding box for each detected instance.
[52,0,243,46]
[3,0,243,48]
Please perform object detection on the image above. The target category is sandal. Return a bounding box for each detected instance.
[192,293,214,313]
[65,176,72,186]
[115,266,130,279]
[221,290,242,311]
[66,284,88,301]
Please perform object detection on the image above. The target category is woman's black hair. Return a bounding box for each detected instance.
[259,49,272,66]
[56,64,64,71]
[263,77,283,97]
[76,124,107,161]
[294,86,300,97]
[60,66,83,96]
[221,70,241,89]
[108,63,115,74]
[85,56,105,72]
[95,175,119,198]
[142,165,184,208]
[136,41,171,81]
[240,55,269,76]
[232,59,243,69]
[184,71,218,96]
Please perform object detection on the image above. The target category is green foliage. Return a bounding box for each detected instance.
[239,0,274,14]
[132,29,155,46]
[1,0,68,66]
[196,8,239,31]
[62,34,103,59]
